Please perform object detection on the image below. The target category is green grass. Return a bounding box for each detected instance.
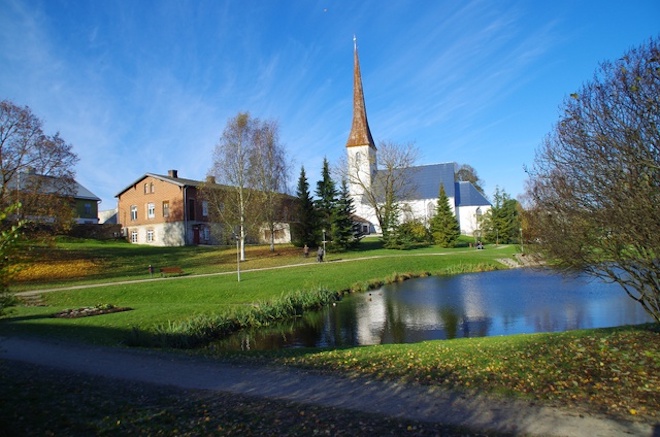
[2,242,515,346]
[3,237,658,425]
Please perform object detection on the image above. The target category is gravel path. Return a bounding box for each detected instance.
[1,336,655,437]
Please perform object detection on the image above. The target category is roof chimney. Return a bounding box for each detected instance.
[168,169,178,178]
[206,175,216,184]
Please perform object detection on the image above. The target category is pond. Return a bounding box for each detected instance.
[213,268,654,351]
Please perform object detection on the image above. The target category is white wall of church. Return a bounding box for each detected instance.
[456,205,491,236]
[356,196,487,236]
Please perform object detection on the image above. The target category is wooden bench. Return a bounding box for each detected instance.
[160,266,184,276]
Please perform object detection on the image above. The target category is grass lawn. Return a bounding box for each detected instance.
[1,237,659,427]
[3,237,513,345]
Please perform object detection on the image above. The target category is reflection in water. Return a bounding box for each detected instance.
[212,268,654,351]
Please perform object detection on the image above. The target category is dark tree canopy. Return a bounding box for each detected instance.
[315,157,338,238]
[331,179,362,251]
[524,37,660,323]
[292,166,318,247]
[456,164,485,195]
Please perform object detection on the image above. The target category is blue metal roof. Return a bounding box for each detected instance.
[375,163,489,207]
[455,181,491,207]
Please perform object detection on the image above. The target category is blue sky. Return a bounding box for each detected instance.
[1,0,658,210]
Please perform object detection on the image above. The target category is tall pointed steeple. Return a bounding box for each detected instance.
[346,36,376,150]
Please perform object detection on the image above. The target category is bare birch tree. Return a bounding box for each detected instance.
[207,113,256,261]
[249,119,289,252]
[205,113,289,258]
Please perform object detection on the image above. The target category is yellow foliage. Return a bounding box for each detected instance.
[15,259,101,282]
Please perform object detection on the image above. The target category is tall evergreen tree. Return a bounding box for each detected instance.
[331,179,361,250]
[480,187,520,244]
[429,184,460,247]
[292,166,318,247]
[315,158,338,241]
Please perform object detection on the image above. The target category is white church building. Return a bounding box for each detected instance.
[345,39,490,236]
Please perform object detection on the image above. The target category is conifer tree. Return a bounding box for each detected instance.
[293,166,318,247]
[331,179,361,250]
[314,158,338,242]
[429,184,460,247]
[481,187,520,244]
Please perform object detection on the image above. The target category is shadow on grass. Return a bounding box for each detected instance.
[0,316,141,347]
[0,313,56,323]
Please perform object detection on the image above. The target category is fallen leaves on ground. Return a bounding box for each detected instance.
[279,325,660,423]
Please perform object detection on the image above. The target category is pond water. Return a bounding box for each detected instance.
[213,268,654,351]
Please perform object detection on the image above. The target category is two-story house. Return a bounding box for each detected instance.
[116,169,295,247]
[116,170,216,246]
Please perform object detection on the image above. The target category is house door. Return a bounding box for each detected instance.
[193,227,200,245]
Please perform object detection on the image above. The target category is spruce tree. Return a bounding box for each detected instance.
[481,187,520,244]
[293,166,318,247]
[429,184,460,247]
[314,158,338,242]
[331,179,361,250]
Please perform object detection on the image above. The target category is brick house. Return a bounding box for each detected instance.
[116,170,217,246]
[116,169,293,246]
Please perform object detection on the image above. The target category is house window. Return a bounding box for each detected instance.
[150,182,154,193]
[84,203,92,216]
[131,230,138,243]
[130,205,138,221]
[202,201,208,217]
[162,201,170,217]
[147,229,154,242]
[147,202,155,219]
[144,183,149,194]
[202,226,210,241]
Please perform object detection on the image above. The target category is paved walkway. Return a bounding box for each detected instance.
[1,336,655,437]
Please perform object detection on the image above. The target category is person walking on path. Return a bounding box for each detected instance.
[317,246,324,262]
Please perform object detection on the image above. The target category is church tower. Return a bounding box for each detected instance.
[346,36,377,210]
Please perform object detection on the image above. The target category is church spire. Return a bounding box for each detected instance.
[346,36,376,149]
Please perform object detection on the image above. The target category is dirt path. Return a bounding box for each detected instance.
[1,336,655,437]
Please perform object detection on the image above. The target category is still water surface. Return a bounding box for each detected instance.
[215,268,654,351]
